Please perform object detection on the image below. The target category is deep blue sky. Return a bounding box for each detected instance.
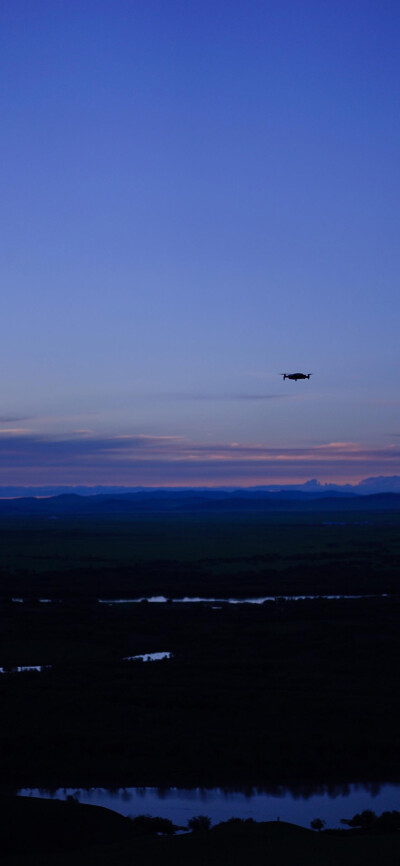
[1,0,400,485]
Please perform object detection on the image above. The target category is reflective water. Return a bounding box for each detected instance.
[17,783,400,829]
[99,594,388,605]
[0,665,51,673]
[11,598,61,604]
[9,595,388,605]
[123,652,172,662]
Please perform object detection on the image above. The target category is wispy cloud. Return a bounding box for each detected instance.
[0,431,399,485]
[140,393,293,402]
[0,415,31,423]
[0,428,33,435]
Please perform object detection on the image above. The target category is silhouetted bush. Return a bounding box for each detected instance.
[310,817,325,831]
[341,809,400,834]
[213,817,256,831]
[188,815,211,832]
[375,810,400,832]
[129,815,177,835]
[341,810,376,831]
[224,817,255,825]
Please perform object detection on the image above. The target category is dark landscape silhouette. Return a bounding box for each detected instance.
[1,494,400,863]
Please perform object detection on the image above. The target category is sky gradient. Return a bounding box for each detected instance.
[1,0,400,486]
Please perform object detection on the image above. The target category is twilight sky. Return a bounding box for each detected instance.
[1,0,400,486]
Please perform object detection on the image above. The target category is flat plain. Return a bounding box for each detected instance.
[0,502,399,788]
[1,498,400,862]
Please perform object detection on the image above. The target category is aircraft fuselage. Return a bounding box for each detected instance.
[282,373,311,381]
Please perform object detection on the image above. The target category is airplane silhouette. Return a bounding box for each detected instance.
[280,373,312,381]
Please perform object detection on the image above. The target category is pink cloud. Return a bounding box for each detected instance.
[0,432,399,485]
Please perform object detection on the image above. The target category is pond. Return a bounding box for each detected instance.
[17,783,400,829]
[0,665,51,674]
[123,652,172,662]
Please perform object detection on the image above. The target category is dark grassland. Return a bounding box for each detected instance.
[0,509,399,597]
[1,505,400,863]
[0,508,399,788]
[1,594,400,787]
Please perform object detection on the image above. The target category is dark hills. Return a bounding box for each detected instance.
[0,489,399,516]
[1,475,400,500]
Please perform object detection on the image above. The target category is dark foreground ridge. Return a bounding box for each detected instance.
[2,796,400,866]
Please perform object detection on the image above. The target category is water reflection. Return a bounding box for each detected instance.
[17,782,400,829]
[0,665,51,674]
[10,594,389,605]
[123,652,172,662]
[99,594,388,605]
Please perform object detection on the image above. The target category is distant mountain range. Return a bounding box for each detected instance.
[0,485,399,515]
[1,475,400,498]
